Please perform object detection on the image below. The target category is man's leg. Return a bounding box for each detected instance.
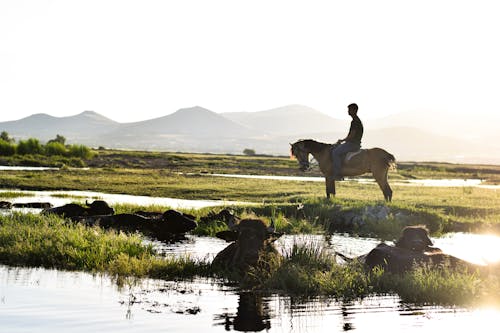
[331,143,359,179]
[331,144,348,179]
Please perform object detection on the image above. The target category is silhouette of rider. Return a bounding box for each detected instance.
[331,103,363,180]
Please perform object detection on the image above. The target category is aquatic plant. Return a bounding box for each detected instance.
[249,241,500,306]
[1,213,500,306]
[0,213,208,279]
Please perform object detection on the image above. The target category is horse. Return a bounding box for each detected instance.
[290,139,396,201]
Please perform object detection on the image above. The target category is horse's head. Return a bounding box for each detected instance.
[290,140,310,171]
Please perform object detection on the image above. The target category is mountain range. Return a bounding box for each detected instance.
[1,105,498,164]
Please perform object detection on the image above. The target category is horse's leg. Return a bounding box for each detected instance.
[325,178,336,198]
[373,167,392,202]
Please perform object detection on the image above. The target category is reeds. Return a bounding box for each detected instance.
[0,213,209,279]
[248,241,500,306]
[1,213,499,306]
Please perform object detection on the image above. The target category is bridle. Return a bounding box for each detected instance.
[290,143,310,171]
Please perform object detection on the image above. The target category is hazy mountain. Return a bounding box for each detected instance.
[362,126,495,163]
[112,106,257,137]
[221,105,345,135]
[0,111,119,142]
[0,106,498,164]
[365,110,500,140]
[95,106,264,151]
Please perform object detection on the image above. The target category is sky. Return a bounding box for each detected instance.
[1,0,499,123]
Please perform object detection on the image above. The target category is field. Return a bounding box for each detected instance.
[1,149,500,305]
[1,150,499,236]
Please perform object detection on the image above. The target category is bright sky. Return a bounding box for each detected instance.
[1,0,499,123]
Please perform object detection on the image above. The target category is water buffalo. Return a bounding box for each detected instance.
[0,201,12,209]
[394,225,440,252]
[359,226,479,273]
[212,218,283,274]
[199,209,240,226]
[42,200,114,217]
[75,209,197,241]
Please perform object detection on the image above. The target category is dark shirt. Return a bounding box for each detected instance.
[346,115,363,144]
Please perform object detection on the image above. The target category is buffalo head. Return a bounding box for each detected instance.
[212,218,283,273]
[86,200,115,216]
[394,225,434,252]
[161,209,197,234]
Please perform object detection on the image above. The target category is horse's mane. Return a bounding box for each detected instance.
[298,139,333,153]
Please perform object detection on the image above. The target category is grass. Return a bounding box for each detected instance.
[0,191,35,199]
[237,239,500,306]
[1,213,499,306]
[0,154,87,168]
[0,213,210,280]
[373,265,487,305]
[0,167,498,234]
[255,241,500,306]
[86,149,298,175]
[1,149,500,305]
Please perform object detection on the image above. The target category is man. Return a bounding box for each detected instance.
[331,103,363,180]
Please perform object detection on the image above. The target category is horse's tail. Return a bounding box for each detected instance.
[385,152,397,170]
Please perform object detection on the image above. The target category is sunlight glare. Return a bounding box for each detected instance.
[434,233,500,266]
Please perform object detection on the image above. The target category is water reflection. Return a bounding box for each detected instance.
[214,292,271,332]
[2,263,500,332]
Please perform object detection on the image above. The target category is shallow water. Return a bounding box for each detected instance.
[149,232,500,267]
[206,173,499,189]
[0,166,59,171]
[2,186,500,331]
[4,264,497,333]
[2,232,500,333]
[0,189,246,210]
[2,164,498,189]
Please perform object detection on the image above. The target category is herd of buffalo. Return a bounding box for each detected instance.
[1,199,491,276]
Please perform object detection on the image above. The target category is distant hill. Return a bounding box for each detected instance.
[362,127,491,163]
[96,106,263,152]
[222,104,345,135]
[110,106,257,137]
[0,111,119,142]
[0,106,498,164]
[365,110,500,140]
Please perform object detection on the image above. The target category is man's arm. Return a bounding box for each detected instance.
[338,123,356,143]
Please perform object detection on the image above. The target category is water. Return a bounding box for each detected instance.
[2,232,500,333]
[2,164,497,189]
[148,232,500,267]
[0,166,59,171]
[204,173,499,189]
[0,189,247,210]
[2,186,500,331]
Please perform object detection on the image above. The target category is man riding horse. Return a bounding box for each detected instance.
[331,103,363,180]
[291,103,395,201]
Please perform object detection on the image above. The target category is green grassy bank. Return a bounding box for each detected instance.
[1,167,499,235]
[1,212,499,306]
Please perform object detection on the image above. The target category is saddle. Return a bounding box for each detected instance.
[344,150,364,163]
